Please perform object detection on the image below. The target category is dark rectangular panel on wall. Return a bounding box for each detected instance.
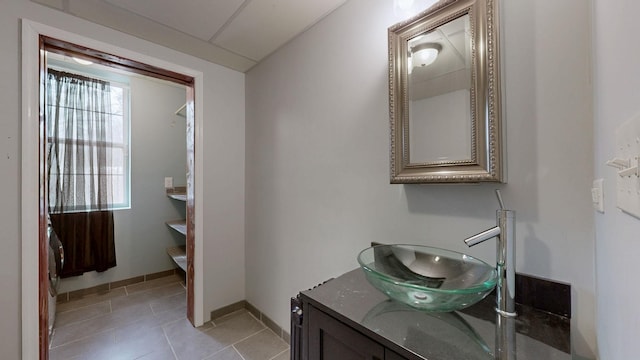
[515,273,571,318]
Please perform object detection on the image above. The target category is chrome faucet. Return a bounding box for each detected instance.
[464,190,517,318]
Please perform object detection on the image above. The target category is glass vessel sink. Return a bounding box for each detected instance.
[357,244,497,312]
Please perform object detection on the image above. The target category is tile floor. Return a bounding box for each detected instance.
[50,274,290,360]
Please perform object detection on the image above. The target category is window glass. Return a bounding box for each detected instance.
[47,68,131,212]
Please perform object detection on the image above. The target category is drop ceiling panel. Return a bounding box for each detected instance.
[31,0,347,71]
[213,0,347,61]
[103,0,244,41]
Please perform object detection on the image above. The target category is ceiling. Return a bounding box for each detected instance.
[409,13,471,100]
[31,0,349,72]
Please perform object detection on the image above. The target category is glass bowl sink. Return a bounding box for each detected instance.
[357,244,497,312]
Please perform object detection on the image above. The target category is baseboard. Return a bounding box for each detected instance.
[210,300,290,345]
[56,268,180,303]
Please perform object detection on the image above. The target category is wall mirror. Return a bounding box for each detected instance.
[389,0,504,183]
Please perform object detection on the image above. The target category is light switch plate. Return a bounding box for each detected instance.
[614,116,640,219]
[164,177,173,189]
[592,179,604,213]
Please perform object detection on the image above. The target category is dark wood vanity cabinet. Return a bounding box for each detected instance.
[385,350,409,360]
[307,304,383,360]
[305,303,410,360]
[296,269,571,360]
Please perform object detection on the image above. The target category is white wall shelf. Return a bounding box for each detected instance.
[168,193,187,201]
[166,186,187,270]
[166,245,187,272]
[166,219,187,236]
[175,103,186,117]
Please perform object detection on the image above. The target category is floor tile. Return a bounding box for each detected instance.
[52,302,153,347]
[203,347,245,360]
[109,290,157,312]
[208,312,266,344]
[52,274,288,359]
[112,325,175,359]
[151,304,189,326]
[150,292,187,314]
[234,329,289,360]
[126,274,183,294]
[163,319,229,360]
[271,349,290,360]
[56,287,127,313]
[111,301,154,319]
[55,301,111,327]
[146,282,185,298]
[212,309,249,325]
[49,329,115,360]
[52,316,114,348]
[136,348,178,360]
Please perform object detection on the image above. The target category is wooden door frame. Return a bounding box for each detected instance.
[21,19,205,359]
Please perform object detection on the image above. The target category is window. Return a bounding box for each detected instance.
[47,67,131,212]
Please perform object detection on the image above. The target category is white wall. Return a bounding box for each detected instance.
[59,75,188,293]
[593,0,640,359]
[2,0,245,357]
[245,0,595,358]
[410,89,471,162]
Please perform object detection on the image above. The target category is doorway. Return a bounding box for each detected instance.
[22,20,205,360]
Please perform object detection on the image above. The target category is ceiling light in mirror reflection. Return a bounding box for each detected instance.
[408,43,442,74]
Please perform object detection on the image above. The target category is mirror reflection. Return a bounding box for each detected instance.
[408,14,472,164]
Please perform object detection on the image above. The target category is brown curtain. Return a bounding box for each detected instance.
[46,69,117,276]
[49,211,116,278]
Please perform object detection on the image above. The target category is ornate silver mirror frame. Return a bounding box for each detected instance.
[389,0,504,183]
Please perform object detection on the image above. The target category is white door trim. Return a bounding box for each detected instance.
[21,19,205,359]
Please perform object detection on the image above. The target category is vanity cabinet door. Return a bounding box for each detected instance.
[385,349,410,360]
[307,304,384,360]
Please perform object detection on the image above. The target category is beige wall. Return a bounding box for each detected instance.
[1,0,246,358]
[245,0,595,358]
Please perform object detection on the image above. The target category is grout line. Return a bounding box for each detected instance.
[223,302,290,345]
[49,327,115,350]
[161,325,179,360]
[227,326,288,360]
[231,344,248,360]
[269,348,289,360]
[243,327,268,344]
[201,344,238,360]
[58,270,179,301]
[53,303,114,329]
[131,349,155,360]
[211,303,291,346]
[55,298,111,315]
[245,310,260,322]
[215,308,249,323]
[225,327,267,347]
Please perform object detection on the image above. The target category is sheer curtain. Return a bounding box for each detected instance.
[46,69,117,277]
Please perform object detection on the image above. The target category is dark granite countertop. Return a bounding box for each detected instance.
[301,268,571,360]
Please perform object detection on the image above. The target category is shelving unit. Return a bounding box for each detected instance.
[167,193,187,202]
[175,103,186,117]
[166,186,187,272]
[166,219,186,236]
[166,245,187,272]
